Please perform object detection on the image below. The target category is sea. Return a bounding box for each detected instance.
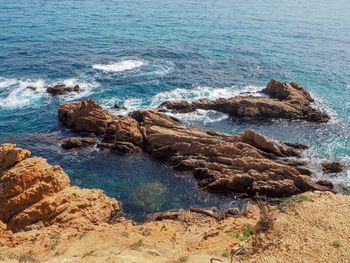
[0,0,349,220]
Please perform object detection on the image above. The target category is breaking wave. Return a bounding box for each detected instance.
[0,77,46,109]
[0,77,98,109]
[92,59,145,73]
[150,85,264,107]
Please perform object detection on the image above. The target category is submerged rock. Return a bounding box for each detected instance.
[47,84,80,95]
[0,144,122,232]
[159,80,330,123]
[61,136,96,149]
[126,182,170,214]
[58,100,333,198]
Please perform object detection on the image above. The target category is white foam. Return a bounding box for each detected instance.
[92,59,145,73]
[57,78,98,101]
[0,77,17,89]
[309,90,340,124]
[150,85,263,107]
[0,77,46,109]
[148,85,264,124]
[168,109,229,125]
[0,76,99,109]
[124,98,143,110]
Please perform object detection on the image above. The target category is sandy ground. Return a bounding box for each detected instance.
[0,192,349,263]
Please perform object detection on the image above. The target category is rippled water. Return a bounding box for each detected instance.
[0,0,349,220]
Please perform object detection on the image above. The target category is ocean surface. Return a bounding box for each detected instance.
[0,0,349,220]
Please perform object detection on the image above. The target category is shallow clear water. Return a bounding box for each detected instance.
[0,0,349,220]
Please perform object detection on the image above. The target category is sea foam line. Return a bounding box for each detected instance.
[92,59,145,73]
[150,85,264,107]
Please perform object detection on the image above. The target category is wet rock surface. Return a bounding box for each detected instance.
[0,144,122,232]
[61,136,96,149]
[58,100,333,198]
[159,80,330,123]
[322,161,343,174]
[47,84,80,95]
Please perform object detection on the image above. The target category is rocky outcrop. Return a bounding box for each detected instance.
[159,80,330,123]
[58,100,332,197]
[0,144,121,232]
[47,84,80,95]
[59,100,143,153]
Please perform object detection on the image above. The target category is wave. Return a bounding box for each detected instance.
[0,77,98,109]
[148,85,264,123]
[58,78,98,101]
[307,153,350,188]
[92,59,145,73]
[0,77,46,109]
[167,109,229,125]
[150,85,264,107]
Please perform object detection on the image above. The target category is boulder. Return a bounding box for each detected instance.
[0,144,122,232]
[47,84,80,95]
[159,80,330,123]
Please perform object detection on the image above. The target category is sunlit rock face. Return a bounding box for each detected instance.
[0,144,122,232]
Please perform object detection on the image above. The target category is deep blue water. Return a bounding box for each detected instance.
[0,0,349,220]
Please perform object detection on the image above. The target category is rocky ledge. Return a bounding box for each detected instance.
[0,144,121,232]
[159,80,330,123]
[58,100,332,197]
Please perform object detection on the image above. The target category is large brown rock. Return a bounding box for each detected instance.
[58,101,332,198]
[159,80,330,123]
[0,144,122,232]
[47,84,80,95]
[59,100,143,153]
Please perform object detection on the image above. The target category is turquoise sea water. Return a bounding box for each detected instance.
[0,0,349,220]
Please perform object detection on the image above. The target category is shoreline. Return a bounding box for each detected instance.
[0,80,349,262]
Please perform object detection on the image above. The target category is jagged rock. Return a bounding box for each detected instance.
[59,100,333,198]
[322,162,343,174]
[0,144,122,232]
[0,143,31,171]
[159,80,330,123]
[59,100,143,147]
[47,84,80,95]
[61,137,96,149]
